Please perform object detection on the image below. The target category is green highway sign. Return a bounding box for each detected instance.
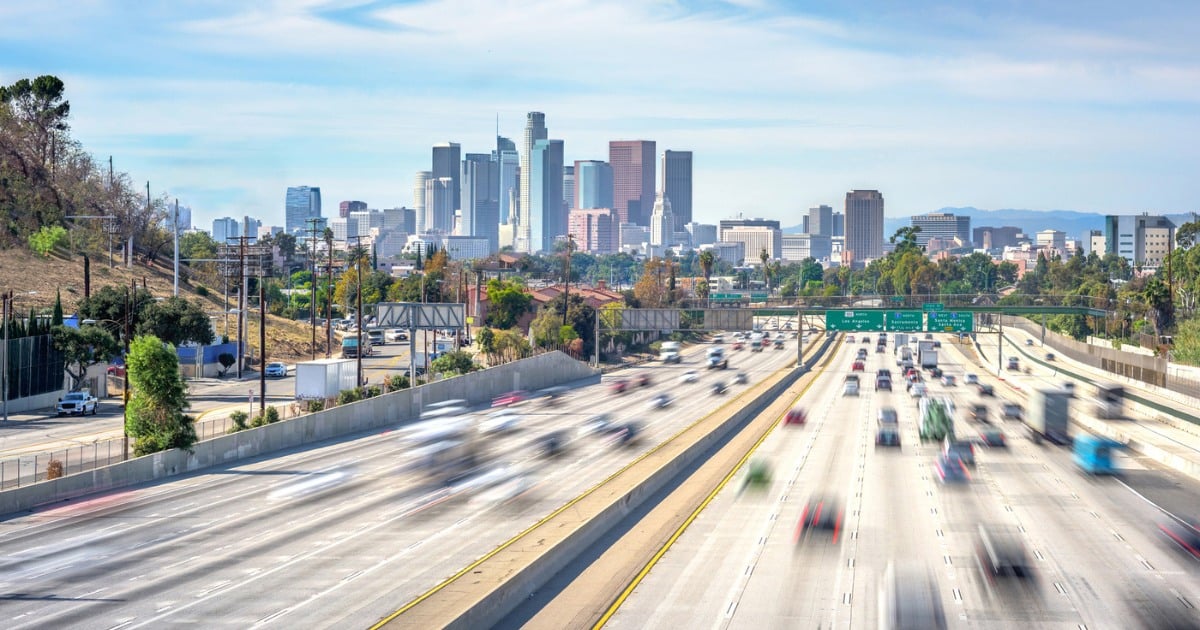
[885,311,923,332]
[927,311,974,332]
[922,302,945,312]
[826,310,886,331]
[890,296,904,302]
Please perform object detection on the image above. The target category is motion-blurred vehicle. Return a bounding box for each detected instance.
[856,348,868,360]
[1006,356,1020,371]
[969,404,989,424]
[1157,515,1200,561]
[965,373,979,385]
[978,384,995,397]
[385,329,408,342]
[712,334,724,344]
[264,362,288,377]
[975,524,1037,584]
[795,496,844,544]
[732,341,745,351]
[929,367,943,378]
[733,372,748,384]
[879,563,948,630]
[744,459,772,490]
[1025,388,1071,445]
[1001,402,1023,421]
[844,376,860,396]
[875,344,886,353]
[773,339,785,350]
[536,430,570,458]
[479,410,521,435]
[909,383,927,398]
[679,370,699,383]
[940,374,956,386]
[876,426,901,447]
[650,393,673,409]
[711,381,728,395]
[919,397,955,442]
[610,379,630,394]
[979,428,1007,447]
[611,422,641,447]
[1074,435,1123,475]
[935,453,970,483]
[932,340,941,348]
[852,360,865,372]
[847,335,856,343]
[878,407,898,425]
[706,347,729,369]
[580,413,614,436]
[785,407,807,425]
[106,363,126,377]
[876,375,892,391]
[1044,353,1056,361]
[944,437,976,468]
[492,390,529,407]
[636,374,652,387]
[1025,338,1034,346]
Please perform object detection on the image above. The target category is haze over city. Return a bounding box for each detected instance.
[2,0,1199,231]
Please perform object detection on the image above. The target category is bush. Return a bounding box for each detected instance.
[337,388,363,405]
[229,410,249,432]
[264,406,280,423]
[46,459,65,479]
[29,225,67,256]
[306,399,325,413]
[387,374,411,390]
[364,385,382,398]
[195,285,210,297]
[217,352,236,376]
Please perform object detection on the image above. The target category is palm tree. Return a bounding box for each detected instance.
[698,250,715,301]
[760,248,770,289]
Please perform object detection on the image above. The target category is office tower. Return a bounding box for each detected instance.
[330,216,358,242]
[381,207,412,233]
[1105,213,1176,267]
[782,234,832,261]
[1036,229,1067,252]
[575,160,614,210]
[832,212,845,237]
[562,165,575,211]
[609,140,656,225]
[718,217,781,241]
[212,217,240,243]
[493,143,519,224]
[425,177,455,233]
[808,205,834,237]
[569,209,618,254]
[721,226,781,261]
[285,186,321,233]
[242,216,262,240]
[650,192,674,247]
[463,153,500,252]
[339,200,367,218]
[844,190,884,264]
[175,205,192,232]
[529,138,565,252]
[413,171,431,234]
[911,213,970,248]
[686,222,717,246]
[619,223,651,251]
[662,150,692,230]
[518,112,548,252]
[431,142,461,215]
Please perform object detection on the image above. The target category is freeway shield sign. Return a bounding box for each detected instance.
[885,311,923,332]
[927,311,974,332]
[825,310,886,331]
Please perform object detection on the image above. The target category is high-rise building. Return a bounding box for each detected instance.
[493,142,519,225]
[721,226,781,261]
[285,186,321,234]
[832,212,844,237]
[575,160,613,210]
[242,216,262,240]
[562,165,575,213]
[529,138,565,252]
[382,207,415,235]
[413,171,431,234]
[425,177,455,233]
[843,190,884,264]
[808,205,834,237]
[518,112,548,252]
[174,205,192,232]
[569,208,618,254]
[686,222,717,246]
[1104,213,1176,267]
[339,200,367,218]
[650,192,674,247]
[662,150,692,231]
[609,140,656,225]
[619,223,651,251]
[1036,229,1067,253]
[463,153,500,252]
[212,217,240,243]
[911,213,970,249]
[718,217,781,241]
[431,142,461,215]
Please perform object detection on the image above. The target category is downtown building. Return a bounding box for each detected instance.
[575,160,613,210]
[529,138,566,253]
[843,190,884,266]
[1104,213,1176,268]
[569,208,618,254]
[493,136,519,225]
[212,217,240,243]
[662,150,692,231]
[431,142,461,217]
[910,212,970,249]
[721,226,782,262]
[285,185,322,234]
[807,205,834,237]
[782,234,833,262]
[609,140,656,225]
[973,226,1025,250]
[462,153,500,252]
[339,200,367,218]
[517,112,549,252]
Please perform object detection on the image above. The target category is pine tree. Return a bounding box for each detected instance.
[52,289,64,326]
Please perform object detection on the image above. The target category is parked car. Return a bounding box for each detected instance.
[264,362,288,377]
[56,391,98,416]
[106,364,126,377]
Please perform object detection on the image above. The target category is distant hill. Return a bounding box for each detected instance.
[785,207,1196,242]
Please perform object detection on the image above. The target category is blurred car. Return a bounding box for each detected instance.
[56,391,98,416]
[929,367,943,378]
[862,337,870,344]
[876,376,892,391]
[1157,516,1200,561]
[711,381,728,395]
[978,384,995,397]
[492,390,529,407]
[679,370,699,383]
[878,407,898,425]
[875,344,886,353]
[847,335,856,343]
[650,393,673,409]
[580,413,614,436]
[941,374,956,386]
[909,383,927,398]
[385,329,408,342]
[1006,357,1020,371]
[979,428,1007,447]
[479,410,521,435]
[106,364,126,377]
[733,372,748,384]
[975,524,1037,584]
[852,360,865,372]
[856,349,868,359]
[879,563,948,630]
[935,453,971,483]
[1045,353,1056,361]
[843,378,860,396]
[876,426,901,447]
[611,422,642,447]
[610,379,630,394]
[1001,402,1023,421]
[712,334,725,344]
[785,407,807,425]
[636,374,652,387]
[1025,338,1034,346]
[932,340,941,348]
[732,341,745,351]
[536,429,570,457]
[945,438,976,467]
[1062,381,1076,396]
[264,362,287,377]
[965,373,979,385]
[969,404,989,423]
[795,496,844,544]
[773,339,785,350]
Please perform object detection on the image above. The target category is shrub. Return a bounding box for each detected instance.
[264,406,281,423]
[387,374,411,390]
[195,285,210,297]
[337,388,363,405]
[229,410,249,432]
[46,459,65,479]
[217,353,236,376]
[29,225,67,257]
[306,399,325,413]
[364,385,382,398]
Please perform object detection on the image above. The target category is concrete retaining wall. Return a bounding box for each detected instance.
[0,352,599,516]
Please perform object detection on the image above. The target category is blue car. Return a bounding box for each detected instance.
[935,453,970,484]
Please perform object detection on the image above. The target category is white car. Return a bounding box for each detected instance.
[679,370,699,383]
[650,393,674,409]
[965,373,979,385]
[910,383,928,398]
[56,391,98,416]
[385,329,408,342]
[480,410,521,435]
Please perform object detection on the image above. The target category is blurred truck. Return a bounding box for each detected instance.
[1024,388,1071,445]
[295,358,358,400]
[706,346,728,369]
[918,340,938,368]
[919,397,955,442]
[659,341,682,364]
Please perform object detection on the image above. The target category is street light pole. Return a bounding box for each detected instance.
[123,287,131,461]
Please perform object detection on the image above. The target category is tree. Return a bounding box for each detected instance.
[51,325,118,390]
[137,296,216,347]
[759,248,770,288]
[492,328,531,360]
[430,350,479,376]
[275,232,297,262]
[477,327,496,355]
[217,352,235,376]
[633,257,670,307]
[125,335,196,456]
[51,288,63,326]
[698,250,715,291]
[529,308,561,347]
[28,225,66,256]
[0,75,71,167]
[485,278,532,328]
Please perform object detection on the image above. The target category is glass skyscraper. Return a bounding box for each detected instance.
[575,160,613,210]
[285,186,321,234]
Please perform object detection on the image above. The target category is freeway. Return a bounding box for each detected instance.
[0,333,804,628]
[603,334,1200,628]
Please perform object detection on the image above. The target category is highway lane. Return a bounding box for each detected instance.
[0,335,803,629]
[606,334,1200,629]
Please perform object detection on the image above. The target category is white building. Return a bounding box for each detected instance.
[619,223,650,251]
[720,226,781,261]
[1035,229,1067,255]
[444,236,491,261]
[649,192,674,247]
[701,241,746,265]
[781,234,832,262]
[375,230,410,260]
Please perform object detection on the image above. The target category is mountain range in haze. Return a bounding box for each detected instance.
[784,207,1198,242]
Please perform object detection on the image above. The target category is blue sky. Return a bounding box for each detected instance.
[3,0,1199,232]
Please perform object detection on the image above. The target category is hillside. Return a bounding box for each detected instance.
[0,249,318,362]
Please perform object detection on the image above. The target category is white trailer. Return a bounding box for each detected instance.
[295,359,358,400]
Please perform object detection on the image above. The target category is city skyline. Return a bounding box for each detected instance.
[3,1,1198,232]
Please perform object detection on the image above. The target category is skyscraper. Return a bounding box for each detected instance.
[562,165,575,213]
[518,112,548,252]
[808,205,834,237]
[339,200,367,218]
[650,192,674,247]
[575,160,613,209]
[425,177,455,233]
[431,142,461,215]
[285,186,321,234]
[529,138,565,253]
[212,217,240,243]
[609,140,656,225]
[494,138,519,224]
[844,190,885,264]
[662,150,692,231]
[911,213,971,248]
[463,153,500,252]
[413,171,431,234]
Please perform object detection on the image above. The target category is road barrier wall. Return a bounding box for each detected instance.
[0,352,599,516]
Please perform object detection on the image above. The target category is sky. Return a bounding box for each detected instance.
[3,0,1199,232]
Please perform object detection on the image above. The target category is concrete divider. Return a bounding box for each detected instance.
[389,335,836,628]
[0,352,599,516]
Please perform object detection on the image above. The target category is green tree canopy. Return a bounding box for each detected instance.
[138,296,216,346]
[51,324,118,390]
[126,335,196,455]
[485,278,532,329]
[430,350,479,376]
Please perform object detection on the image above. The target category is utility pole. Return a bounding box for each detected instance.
[307,218,322,361]
[563,234,574,327]
[1,291,9,423]
[123,286,131,461]
[259,281,266,414]
[348,235,366,388]
[173,199,180,297]
[326,233,334,358]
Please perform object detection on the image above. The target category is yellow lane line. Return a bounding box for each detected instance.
[370,337,824,629]
[593,335,842,628]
